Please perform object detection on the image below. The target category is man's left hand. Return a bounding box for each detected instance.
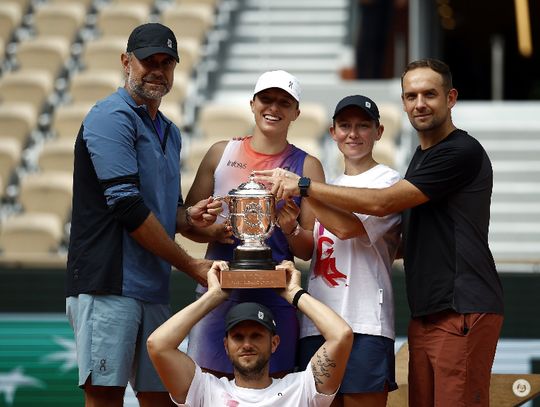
[188,196,223,227]
[253,168,301,201]
[275,260,302,303]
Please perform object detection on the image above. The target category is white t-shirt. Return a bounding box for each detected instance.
[300,164,401,340]
[172,363,335,407]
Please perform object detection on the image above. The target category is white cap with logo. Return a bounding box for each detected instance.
[253,70,301,102]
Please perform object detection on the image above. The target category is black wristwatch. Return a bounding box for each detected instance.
[298,177,311,197]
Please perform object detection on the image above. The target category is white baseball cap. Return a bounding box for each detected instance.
[253,70,301,102]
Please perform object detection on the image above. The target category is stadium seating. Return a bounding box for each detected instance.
[16,36,71,78]
[18,171,73,223]
[67,70,123,104]
[0,103,38,147]
[197,103,254,141]
[8,0,34,11]
[179,166,197,197]
[0,69,54,113]
[162,4,215,45]
[38,139,75,174]
[0,138,21,194]
[159,102,183,127]
[51,103,92,140]
[289,102,328,140]
[176,38,202,75]
[373,139,398,168]
[80,36,126,74]
[33,3,86,42]
[48,0,93,6]
[96,4,150,38]
[288,102,328,156]
[111,0,157,7]
[0,212,64,256]
[378,102,403,143]
[162,71,190,106]
[176,0,220,7]
[0,2,22,43]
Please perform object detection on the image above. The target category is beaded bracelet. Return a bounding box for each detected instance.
[185,206,194,227]
[283,222,301,237]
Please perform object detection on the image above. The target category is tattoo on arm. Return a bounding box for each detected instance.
[311,346,336,385]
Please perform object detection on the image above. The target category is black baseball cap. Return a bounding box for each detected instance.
[225,302,277,334]
[333,95,380,123]
[127,23,179,62]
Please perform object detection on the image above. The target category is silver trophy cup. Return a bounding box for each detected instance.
[224,175,277,270]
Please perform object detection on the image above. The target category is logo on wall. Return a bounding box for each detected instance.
[512,379,531,398]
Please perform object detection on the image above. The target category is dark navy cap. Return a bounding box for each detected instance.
[225,302,277,334]
[333,95,380,122]
[127,23,179,62]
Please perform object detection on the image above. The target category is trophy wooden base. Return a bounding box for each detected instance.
[220,268,286,289]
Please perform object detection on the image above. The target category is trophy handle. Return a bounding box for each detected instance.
[212,195,228,203]
[213,195,230,221]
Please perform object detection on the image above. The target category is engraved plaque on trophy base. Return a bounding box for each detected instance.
[220,247,285,288]
[220,269,286,288]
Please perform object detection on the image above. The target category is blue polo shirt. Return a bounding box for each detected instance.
[66,87,183,304]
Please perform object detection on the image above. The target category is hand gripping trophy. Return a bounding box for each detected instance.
[218,174,285,288]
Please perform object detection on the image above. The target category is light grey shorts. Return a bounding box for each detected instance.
[66,294,170,392]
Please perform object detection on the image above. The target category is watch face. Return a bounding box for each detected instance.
[299,177,310,188]
[299,177,310,196]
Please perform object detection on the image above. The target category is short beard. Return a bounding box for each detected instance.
[232,357,267,382]
[127,75,170,101]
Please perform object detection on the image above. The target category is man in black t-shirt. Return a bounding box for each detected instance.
[254,58,503,407]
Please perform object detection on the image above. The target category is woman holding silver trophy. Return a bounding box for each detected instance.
[181,70,325,378]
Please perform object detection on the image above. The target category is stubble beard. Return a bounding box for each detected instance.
[411,114,445,133]
[232,355,268,381]
[127,74,170,101]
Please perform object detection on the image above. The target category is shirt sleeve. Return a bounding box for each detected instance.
[83,105,154,231]
[406,134,484,201]
[83,105,141,208]
[304,363,338,406]
[171,364,203,406]
[356,169,402,246]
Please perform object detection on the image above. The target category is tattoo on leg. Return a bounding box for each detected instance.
[311,346,337,385]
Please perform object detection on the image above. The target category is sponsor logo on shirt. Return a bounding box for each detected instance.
[314,224,347,287]
[227,160,247,169]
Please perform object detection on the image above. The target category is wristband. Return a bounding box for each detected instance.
[292,289,309,309]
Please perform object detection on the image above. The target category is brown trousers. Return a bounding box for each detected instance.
[408,310,503,406]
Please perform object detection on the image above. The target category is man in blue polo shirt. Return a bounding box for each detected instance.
[66,23,222,407]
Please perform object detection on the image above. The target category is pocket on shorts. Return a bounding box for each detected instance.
[463,312,484,335]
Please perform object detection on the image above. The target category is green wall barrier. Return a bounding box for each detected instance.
[0,316,82,407]
[1,266,539,338]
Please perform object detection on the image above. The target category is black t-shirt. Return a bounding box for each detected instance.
[403,129,504,317]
